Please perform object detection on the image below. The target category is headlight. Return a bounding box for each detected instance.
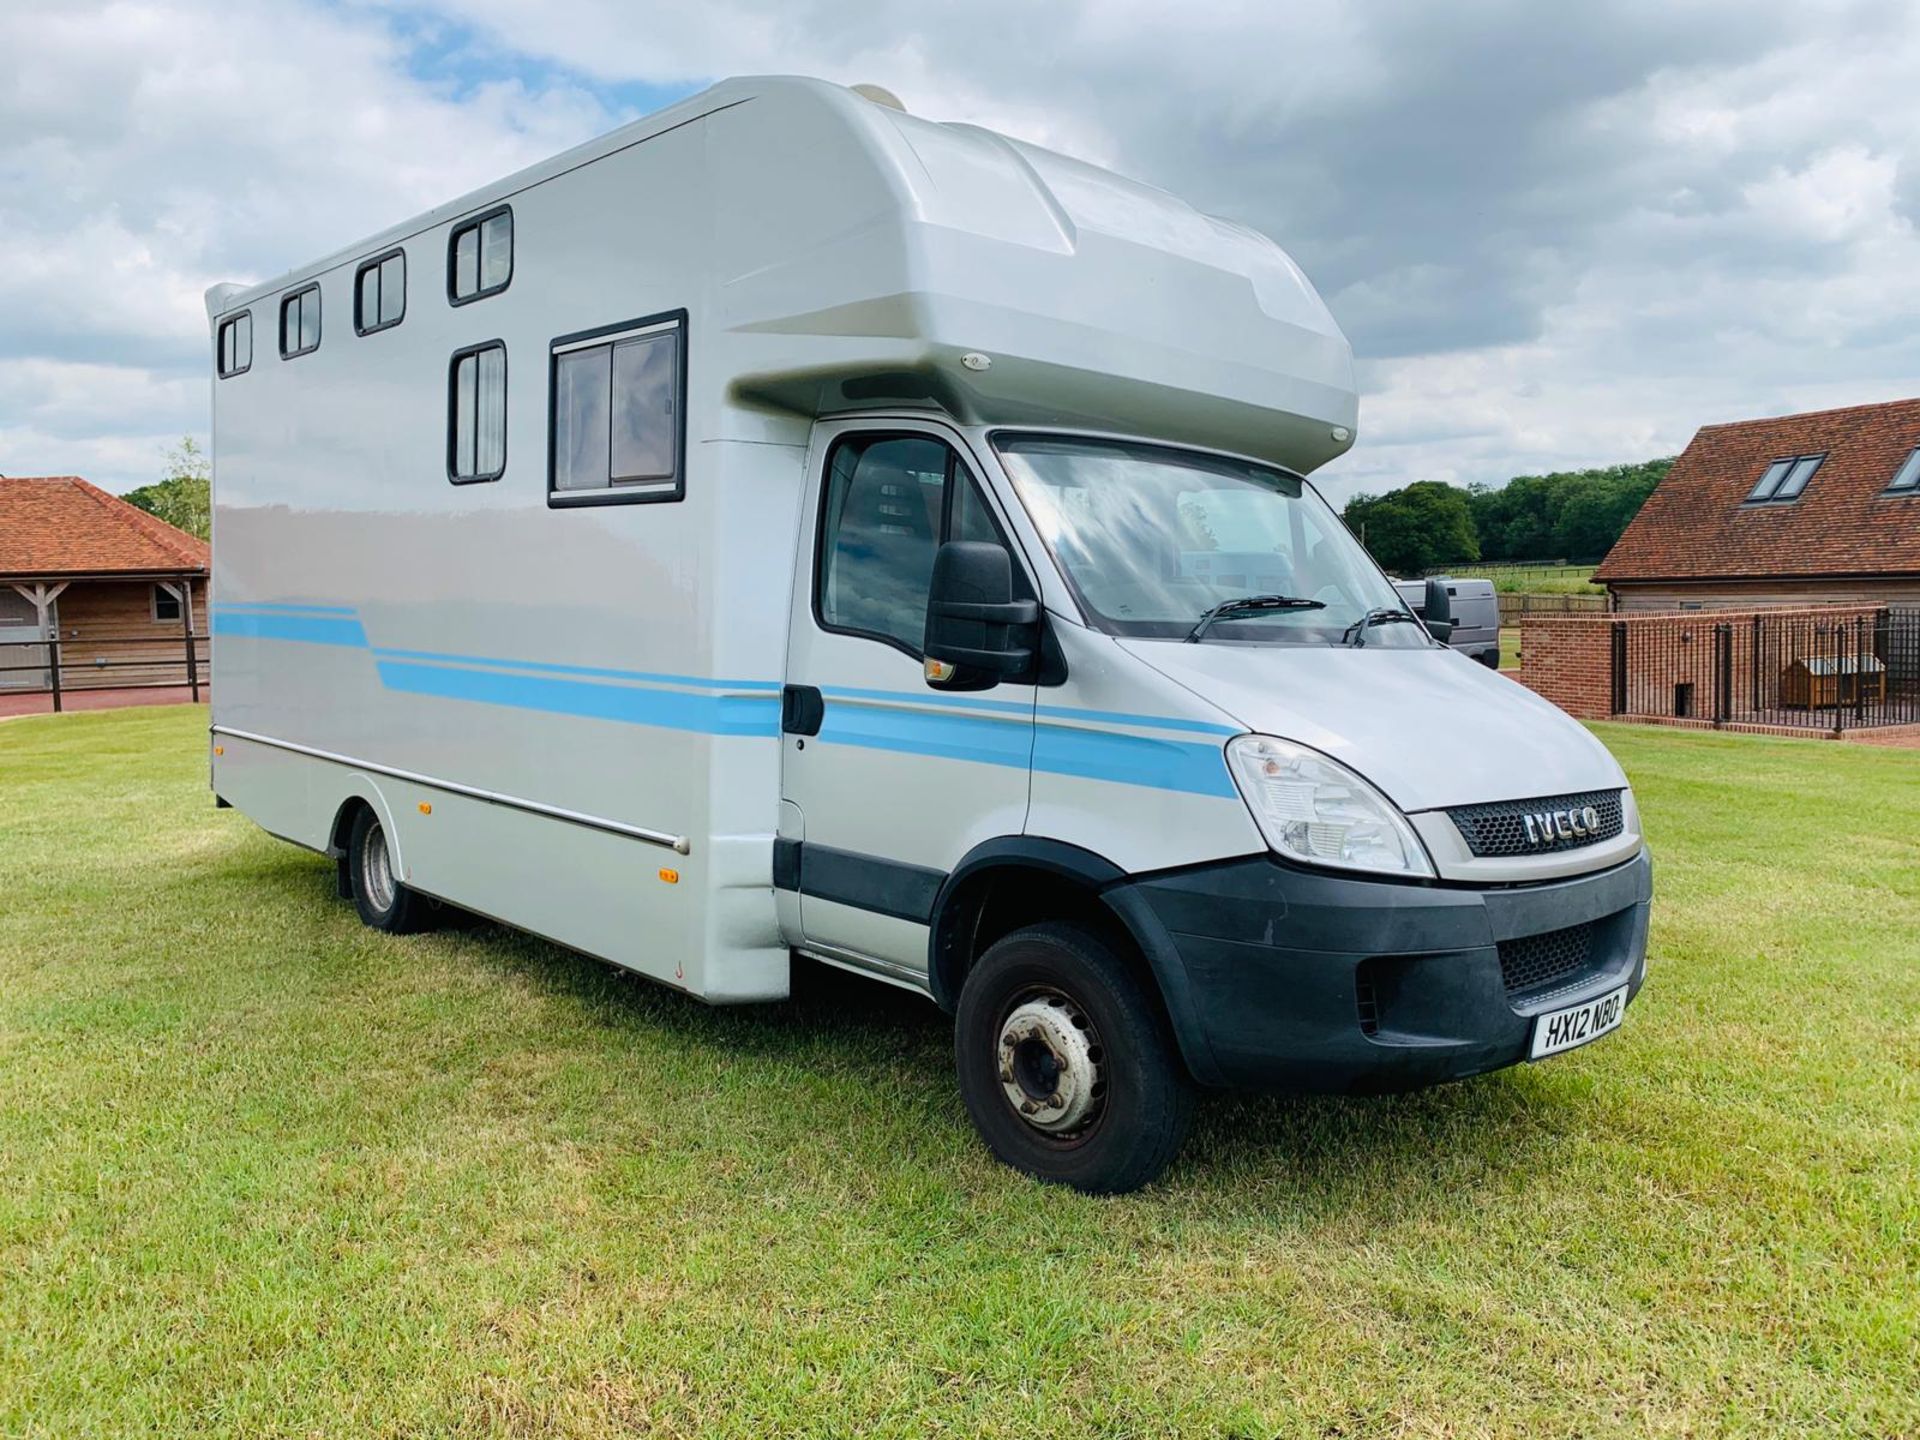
[1225,735,1434,878]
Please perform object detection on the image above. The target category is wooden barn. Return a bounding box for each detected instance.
[0,475,209,696]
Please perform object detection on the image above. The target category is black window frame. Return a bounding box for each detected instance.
[446,339,508,485]
[447,204,513,306]
[279,283,321,360]
[151,584,183,623]
[1883,445,1920,497]
[545,309,689,510]
[354,248,407,336]
[216,311,252,378]
[1745,452,1825,505]
[811,428,1032,663]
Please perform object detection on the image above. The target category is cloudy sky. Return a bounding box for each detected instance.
[5,0,1920,503]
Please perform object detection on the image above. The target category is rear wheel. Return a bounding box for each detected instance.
[955,922,1194,1194]
[348,807,427,934]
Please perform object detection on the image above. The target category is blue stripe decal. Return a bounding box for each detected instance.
[218,601,359,616]
[376,661,780,736]
[818,683,1238,736]
[819,703,1036,772]
[1033,723,1236,797]
[213,610,369,646]
[215,601,1237,794]
[1034,703,1238,736]
[371,646,780,691]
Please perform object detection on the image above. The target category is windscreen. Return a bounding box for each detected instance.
[995,434,1420,645]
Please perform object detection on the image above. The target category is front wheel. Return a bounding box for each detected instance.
[348,807,428,934]
[955,922,1194,1194]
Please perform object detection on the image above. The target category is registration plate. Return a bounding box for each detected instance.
[1529,984,1629,1060]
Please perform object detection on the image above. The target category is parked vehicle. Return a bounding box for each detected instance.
[206,77,1650,1193]
[1396,576,1501,667]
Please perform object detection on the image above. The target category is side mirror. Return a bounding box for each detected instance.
[923,541,1040,691]
[1422,576,1454,642]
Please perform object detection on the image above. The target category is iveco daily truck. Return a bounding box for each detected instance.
[206,77,1651,1192]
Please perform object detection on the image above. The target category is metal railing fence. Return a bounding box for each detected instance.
[1612,607,1920,733]
[0,631,208,711]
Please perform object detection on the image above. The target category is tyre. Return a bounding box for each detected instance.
[1477,648,1501,670]
[347,806,428,934]
[955,922,1194,1194]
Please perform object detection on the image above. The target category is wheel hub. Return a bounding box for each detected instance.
[996,990,1104,1134]
[363,821,396,913]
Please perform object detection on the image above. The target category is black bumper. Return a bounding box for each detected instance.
[1105,850,1652,1093]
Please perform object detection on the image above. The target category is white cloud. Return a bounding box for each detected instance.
[3,0,1920,503]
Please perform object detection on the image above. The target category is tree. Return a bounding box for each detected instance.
[1342,481,1479,576]
[122,436,211,540]
[1467,458,1670,562]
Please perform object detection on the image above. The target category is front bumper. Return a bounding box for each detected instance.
[1106,849,1651,1093]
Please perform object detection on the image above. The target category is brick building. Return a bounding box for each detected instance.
[0,475,209,693]
[1595,397,1920,610]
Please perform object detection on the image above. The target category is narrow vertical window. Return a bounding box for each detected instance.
[354,249,406,335]
[280,284,320,359]
[448,341,507,483]
[449,205,513,303]
[546,312,686,507]
[217,311,253,378]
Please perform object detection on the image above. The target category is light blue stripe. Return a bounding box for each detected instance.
[1033,724,1235,797]
[819,683,1239,736]
[818,703,1036,771]
[1034,703,1239,736]
[820,684,1035,718]
[214,611,369,646]
[817,702,1232,796]
[213,602,1236,793]
[371,646,779,692]
[217,602,361,616]
[377,660,780,736]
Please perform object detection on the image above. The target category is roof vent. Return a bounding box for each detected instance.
[851,83,906,112]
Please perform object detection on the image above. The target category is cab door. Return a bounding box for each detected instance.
[779,420,1037,983]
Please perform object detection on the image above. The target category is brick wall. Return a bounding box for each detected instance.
[1518,605,1884,728]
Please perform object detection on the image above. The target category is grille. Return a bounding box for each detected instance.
[1447,789,1624,859]
[1354,966,1381,1037]
[1498,922,1596,996]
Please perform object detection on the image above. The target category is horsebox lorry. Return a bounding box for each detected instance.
[206,77,1650,1193]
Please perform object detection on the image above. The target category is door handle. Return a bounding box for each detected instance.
[781,684,824,736]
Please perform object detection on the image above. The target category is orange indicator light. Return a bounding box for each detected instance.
[658,867,680,884]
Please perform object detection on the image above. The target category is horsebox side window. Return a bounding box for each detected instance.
[279,284,320,359]
[447,341,507,484]
[814,432,1030,659]
[449,206,512,304]
[217,311,252,377]
[355,249,406,335]
[547,313,685,507]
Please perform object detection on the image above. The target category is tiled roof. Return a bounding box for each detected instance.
[0,476,209,579]
[1595,397,1920,583]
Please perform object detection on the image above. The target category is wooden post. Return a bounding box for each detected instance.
[164,580,200,702]
[47,632,62,713]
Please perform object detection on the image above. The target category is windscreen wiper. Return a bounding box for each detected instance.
[1343,607,1420,647]
[1186,594,1326,643]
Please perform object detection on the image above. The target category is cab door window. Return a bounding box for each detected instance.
[816,433,1023,657]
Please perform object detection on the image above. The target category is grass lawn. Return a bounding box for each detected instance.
[1436,564,1603,596]
[1500,626,1523,671]
[3,707,1917,1437]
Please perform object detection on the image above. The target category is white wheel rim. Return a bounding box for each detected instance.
[996,988,1105,1135]
[364,821,396,912]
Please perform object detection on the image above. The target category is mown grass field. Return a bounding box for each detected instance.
[1441,563,1603,596]
[2,706,1916,1438]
